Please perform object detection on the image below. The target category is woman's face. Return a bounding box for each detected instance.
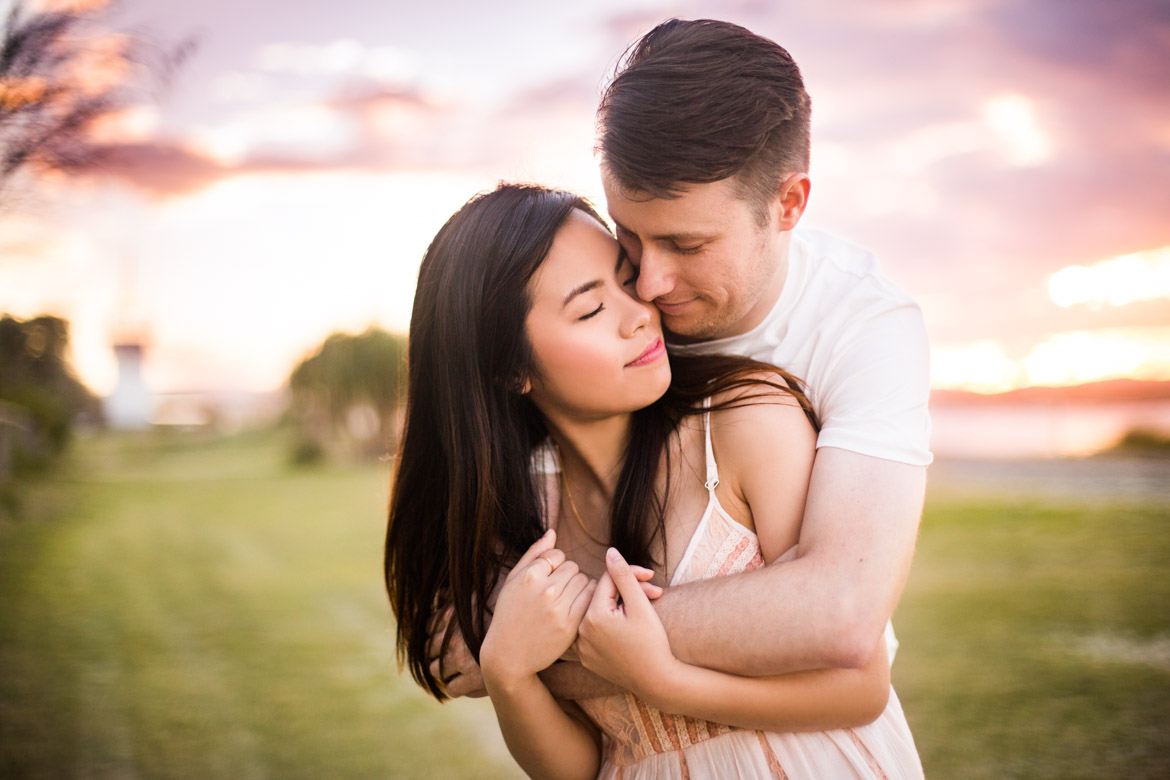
[524,209,671,423]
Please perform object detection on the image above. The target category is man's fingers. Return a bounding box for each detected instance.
[425,605,455,660]
[506,528,556,582]
[444,672,488,699]
[639,581,664,600]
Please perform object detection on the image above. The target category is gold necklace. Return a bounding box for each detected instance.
[554,442,607,546]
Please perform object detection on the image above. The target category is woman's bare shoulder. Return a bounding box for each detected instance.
[708,373,816,474]
[708,372,815,433]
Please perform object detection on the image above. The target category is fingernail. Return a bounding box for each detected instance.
[543,528,553,538]
[607,547,620,561]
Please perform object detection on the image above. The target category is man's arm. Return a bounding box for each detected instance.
[446,449,924,698]
[653,446,925,676]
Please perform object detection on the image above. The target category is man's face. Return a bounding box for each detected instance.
[602,169,786,343]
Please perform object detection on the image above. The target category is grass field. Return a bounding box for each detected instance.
[0,431,520,779]
[1,430,1168,778]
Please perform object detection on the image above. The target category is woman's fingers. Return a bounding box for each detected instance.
[590,570,619,614]
[523,546,566,581]
[604,547,652,616]
[629,564,664,599]
[505,528,557,583]
[568,575,597,622]
[541,557,579,594]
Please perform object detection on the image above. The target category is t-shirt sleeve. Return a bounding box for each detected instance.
[812,300,933,466]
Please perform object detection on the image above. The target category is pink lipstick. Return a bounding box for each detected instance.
[627,338,665,367]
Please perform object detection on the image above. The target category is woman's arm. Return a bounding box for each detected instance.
[643,634,889,731]
[483,673,602,778]
[480,530,601,779]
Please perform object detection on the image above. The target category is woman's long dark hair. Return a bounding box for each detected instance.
[384,183,815,699]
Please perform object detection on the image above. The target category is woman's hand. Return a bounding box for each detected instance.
[576,548,682,704]
[480,529,595,691]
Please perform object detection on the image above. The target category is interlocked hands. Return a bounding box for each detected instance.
[432,529,668,697]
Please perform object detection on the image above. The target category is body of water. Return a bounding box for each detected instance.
[929,399,1170,459]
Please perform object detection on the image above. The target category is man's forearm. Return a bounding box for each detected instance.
[657,450,924,677]
[540,661,627,701]
[653,555,892,676]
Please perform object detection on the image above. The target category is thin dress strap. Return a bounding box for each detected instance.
[702,397,719,492]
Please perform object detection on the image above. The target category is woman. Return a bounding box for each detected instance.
[385,183,923,778]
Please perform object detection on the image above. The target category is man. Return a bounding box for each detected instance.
[436,17,930,695]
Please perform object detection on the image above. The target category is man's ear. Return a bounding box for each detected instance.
[771,172,811,232]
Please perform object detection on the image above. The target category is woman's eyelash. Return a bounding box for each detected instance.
[579,304,604,321]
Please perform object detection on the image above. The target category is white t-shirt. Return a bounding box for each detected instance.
[670,227,933,467]
[670,228,930,664]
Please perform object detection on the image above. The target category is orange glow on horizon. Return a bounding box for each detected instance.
[932,328,1170,394]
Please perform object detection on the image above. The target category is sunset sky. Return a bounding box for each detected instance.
[2,0,1169,397]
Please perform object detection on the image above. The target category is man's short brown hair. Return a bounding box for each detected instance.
[597,18,811,223]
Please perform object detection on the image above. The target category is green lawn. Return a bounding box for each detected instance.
[1,431,1168,778]
[0,430,520,779]
[895,492,1170,778]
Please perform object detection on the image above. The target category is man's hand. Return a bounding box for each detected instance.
[428,606,487,698]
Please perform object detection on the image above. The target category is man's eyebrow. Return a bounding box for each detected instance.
[612,221,714,243]
[562,280,604,308]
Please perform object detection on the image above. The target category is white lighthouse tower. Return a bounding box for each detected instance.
[106,338,153,429]
[104,250,154,429]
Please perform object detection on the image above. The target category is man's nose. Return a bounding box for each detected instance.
[634,247,675,302]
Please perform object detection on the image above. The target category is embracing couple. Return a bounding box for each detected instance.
[385,18,930,779]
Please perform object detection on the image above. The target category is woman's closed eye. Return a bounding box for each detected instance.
[578,303,604,321]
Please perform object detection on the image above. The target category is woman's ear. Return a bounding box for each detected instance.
[513,376,531,394]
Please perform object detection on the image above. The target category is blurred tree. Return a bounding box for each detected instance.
[0,313,99,484]
[288,327,407,462]
[0,0,193,206]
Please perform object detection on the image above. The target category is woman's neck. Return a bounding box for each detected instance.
[545,413,632,497]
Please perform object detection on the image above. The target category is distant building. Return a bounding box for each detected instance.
[105,341,153,429]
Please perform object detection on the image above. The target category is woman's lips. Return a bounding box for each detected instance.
[626,338,666,367]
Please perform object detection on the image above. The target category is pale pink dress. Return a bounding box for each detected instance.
[546,411,925,779]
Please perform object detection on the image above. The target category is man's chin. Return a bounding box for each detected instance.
[662,318,716,345]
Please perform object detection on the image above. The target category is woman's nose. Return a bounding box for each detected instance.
[620,292,656,338]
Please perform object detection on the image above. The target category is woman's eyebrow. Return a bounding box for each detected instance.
[563,247,629,308]
[562,280,604,308]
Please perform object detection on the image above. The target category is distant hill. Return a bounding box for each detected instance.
[931,379,1170,406]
